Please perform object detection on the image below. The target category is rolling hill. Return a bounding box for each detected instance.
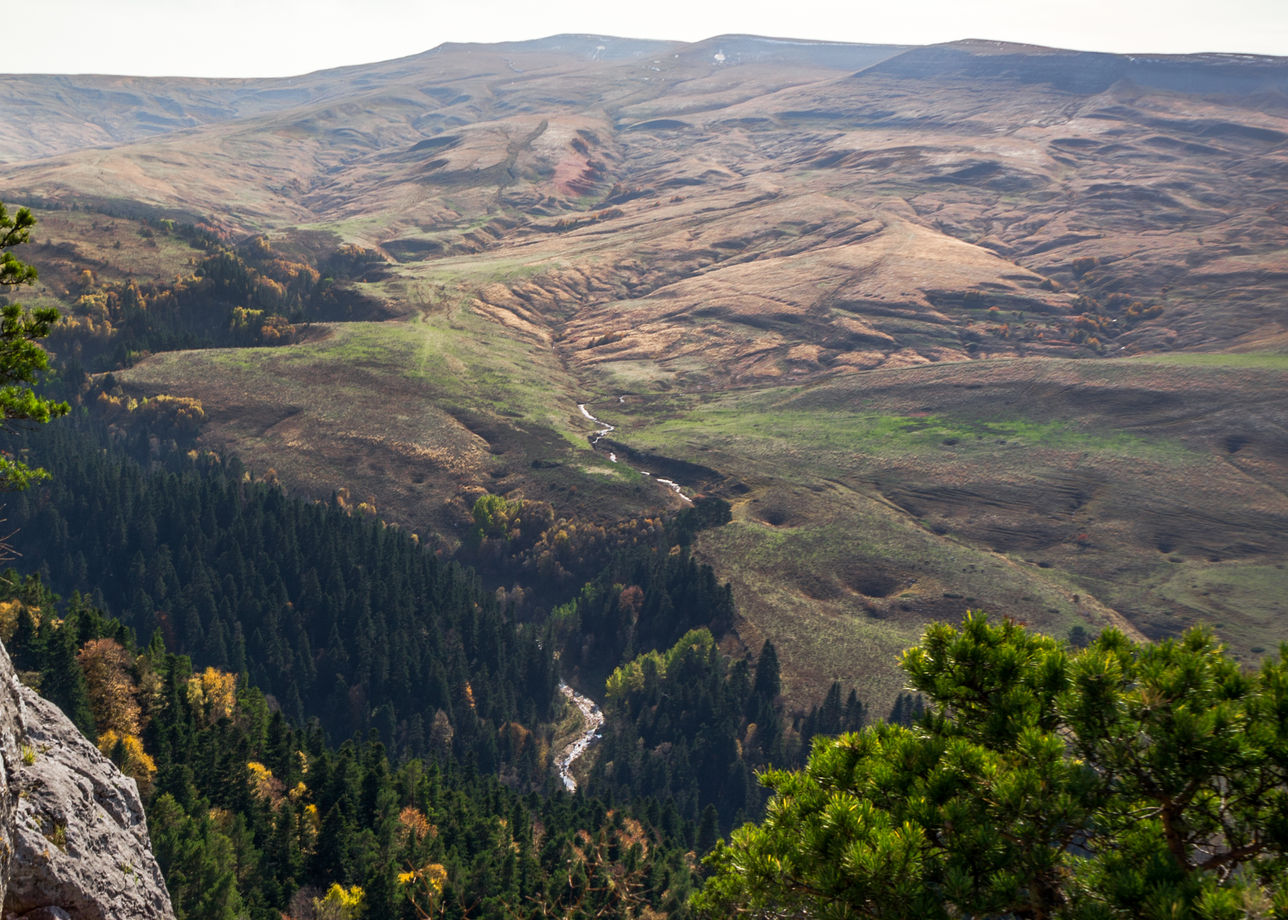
[4,33,1287,709]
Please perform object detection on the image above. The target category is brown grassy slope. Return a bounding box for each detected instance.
[11,39,1288,355]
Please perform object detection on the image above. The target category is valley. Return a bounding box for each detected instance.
[4,33,1288,714]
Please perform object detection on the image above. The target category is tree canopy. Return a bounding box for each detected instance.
[694,613,1288,920]
[0,202,67,490]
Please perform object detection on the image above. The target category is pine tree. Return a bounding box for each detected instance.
[0,202,69,493]
[696,614,1288,920]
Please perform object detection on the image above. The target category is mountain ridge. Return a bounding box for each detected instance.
[9,34,1284,166]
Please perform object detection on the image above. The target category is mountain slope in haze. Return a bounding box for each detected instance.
[4,34,1287,709]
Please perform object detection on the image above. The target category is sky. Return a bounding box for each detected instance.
[7,0,1287,78]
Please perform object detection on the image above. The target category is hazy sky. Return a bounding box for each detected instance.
[8,0,1287,78]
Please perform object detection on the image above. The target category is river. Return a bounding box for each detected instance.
[555,682,604,793]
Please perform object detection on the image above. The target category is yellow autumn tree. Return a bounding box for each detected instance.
[97,729,156,793]
[398,863,448,920]
[187,666,237,724]
[0,598,36,641]
[77,638,141,735]
[313,883,364,920]
[247,761,286,806]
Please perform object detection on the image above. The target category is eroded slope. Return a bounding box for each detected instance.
[6,35,1288,707]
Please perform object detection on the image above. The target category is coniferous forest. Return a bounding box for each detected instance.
[3,412,859,919]
[11,417,560,768]
[6,571,697,919]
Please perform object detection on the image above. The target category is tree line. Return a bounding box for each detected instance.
[49,226,387,371]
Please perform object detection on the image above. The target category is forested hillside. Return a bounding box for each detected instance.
[588,628,862,835]
[11,418,559,770]
[4,409,863,917]
[4,574,697,919]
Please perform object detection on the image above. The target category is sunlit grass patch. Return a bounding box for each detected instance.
[1132,351,1288,370]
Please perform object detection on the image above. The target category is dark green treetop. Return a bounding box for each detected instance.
[695,613,1288,920]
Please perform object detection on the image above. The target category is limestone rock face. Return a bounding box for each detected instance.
[0,641,175,920]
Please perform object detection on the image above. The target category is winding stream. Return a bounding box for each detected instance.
[555,682,604,793]
[554,400,698,790]
[578,403,617,462]
[578,402,693,504]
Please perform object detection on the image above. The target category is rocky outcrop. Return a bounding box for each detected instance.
[0,641,175,920]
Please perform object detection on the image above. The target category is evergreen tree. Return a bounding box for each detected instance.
[695,614,1288,920]
[0,202,69,492]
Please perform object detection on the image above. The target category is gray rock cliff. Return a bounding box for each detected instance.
[0,640,23,905]
[0,640,175,920]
